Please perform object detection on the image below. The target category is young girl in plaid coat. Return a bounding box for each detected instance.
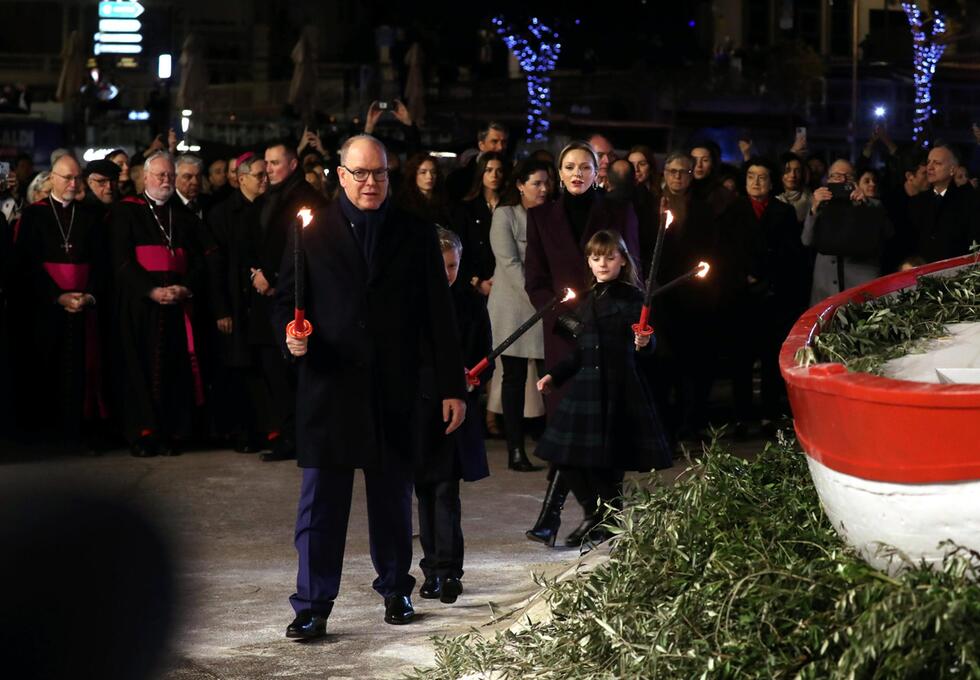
[536,230,672,547]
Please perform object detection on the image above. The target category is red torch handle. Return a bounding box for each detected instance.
[632,305,654,336]
[287,308,313,339]
[466,356,491,387]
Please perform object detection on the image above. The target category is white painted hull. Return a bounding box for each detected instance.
[807,457,980,572]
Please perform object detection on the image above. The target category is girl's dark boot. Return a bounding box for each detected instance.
[525,471,568,546]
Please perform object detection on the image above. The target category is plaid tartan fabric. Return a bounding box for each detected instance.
[536,282,672,472]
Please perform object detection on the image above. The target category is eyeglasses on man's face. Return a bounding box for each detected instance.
[341,166,389,182]
[89,176,116,186]
[245,171,268,180]
[828,172,855,182]
[52,172,81,183]
[149,171,176,181]
[665,168,692,178]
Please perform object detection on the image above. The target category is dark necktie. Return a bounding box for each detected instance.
[187,199,199,215]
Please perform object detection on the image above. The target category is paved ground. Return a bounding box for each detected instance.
[2,433,767,680]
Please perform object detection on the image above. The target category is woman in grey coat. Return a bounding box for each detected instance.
[488,159,553,471]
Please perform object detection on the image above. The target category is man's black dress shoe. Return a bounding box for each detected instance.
[419,576,442,599]
[440,577,463,604]
[383,595,415,625]
[286,610,328,639]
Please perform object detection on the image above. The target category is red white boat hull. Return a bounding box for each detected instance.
[781,255,980,570]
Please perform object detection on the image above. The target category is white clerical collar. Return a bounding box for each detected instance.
[146,192,168,206]
[51,194,72,207]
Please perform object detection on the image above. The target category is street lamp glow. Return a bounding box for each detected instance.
[873,105,887,118]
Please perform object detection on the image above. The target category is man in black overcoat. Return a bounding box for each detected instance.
[908,144,980,264]
[273,135,466,638]
[250,142,326,461]
[205,152,269,449]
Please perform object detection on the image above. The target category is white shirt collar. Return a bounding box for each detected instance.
[50,194,71,207]
[934,185,949,197]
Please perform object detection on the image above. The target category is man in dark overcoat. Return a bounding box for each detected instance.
[273,135,466,639]
[205,152,269,449]
[251,142,327,461]
[907,143,980,264]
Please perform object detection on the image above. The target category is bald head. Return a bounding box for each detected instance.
[51,155,82,202]
[338,135,389,211]
[339,134,387,167]
[926,145,957,192]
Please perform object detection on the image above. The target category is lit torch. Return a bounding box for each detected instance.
[633,261,710,336]
[467,288,576,386]
[286,207,314,339]
[633,202,673,336]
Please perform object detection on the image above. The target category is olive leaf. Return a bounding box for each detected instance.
[809,264,980,375]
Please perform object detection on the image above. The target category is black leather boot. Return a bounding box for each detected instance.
[508,447,540,472]
[564,513,613,547]
[525,471,568,546]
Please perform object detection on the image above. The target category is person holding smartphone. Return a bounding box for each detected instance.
[801,158,893,305]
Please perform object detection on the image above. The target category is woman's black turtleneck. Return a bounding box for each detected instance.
[563,186,596,246]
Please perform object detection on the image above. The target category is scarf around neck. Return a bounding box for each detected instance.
[339,190,389,263]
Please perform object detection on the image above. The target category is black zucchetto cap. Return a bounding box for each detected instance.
[84,159,122,179]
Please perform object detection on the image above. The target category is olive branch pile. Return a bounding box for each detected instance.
[798,262,980,375]
[410,436,980,679]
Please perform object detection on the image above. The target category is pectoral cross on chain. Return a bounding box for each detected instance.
[61,241,73,255]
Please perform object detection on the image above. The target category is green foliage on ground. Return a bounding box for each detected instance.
[410,437,980,679]
[801,262,980,375]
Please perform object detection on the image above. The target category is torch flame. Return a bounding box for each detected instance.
[297,207,313,228]
[561,288,577,303]
[696,261,711,278]
[664,210,674,230]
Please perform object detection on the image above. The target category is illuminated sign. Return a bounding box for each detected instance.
[99,0,144,18]
[94,2,144,56]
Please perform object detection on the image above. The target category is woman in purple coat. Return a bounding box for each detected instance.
[522,141,640,547]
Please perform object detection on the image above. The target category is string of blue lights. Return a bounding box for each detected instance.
[492,16,561,142]
[901,2,946,145]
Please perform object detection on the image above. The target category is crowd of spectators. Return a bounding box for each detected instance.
[1,104,978,458]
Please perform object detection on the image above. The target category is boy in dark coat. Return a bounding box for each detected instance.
[414,228,492,604]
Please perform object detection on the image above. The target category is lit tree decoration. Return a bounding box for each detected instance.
[492,15,561,142]
[902,2,947,145]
